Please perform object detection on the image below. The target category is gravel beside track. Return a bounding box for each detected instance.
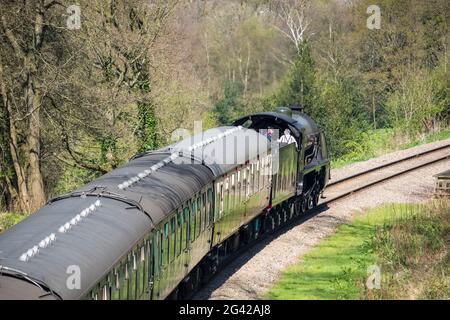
[193,138,450,300]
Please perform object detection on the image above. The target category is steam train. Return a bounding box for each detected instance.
[0,106,330,300]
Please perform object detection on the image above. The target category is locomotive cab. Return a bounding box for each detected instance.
[233,106,330,207]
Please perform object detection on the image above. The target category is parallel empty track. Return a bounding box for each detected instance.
[320,143,450,205]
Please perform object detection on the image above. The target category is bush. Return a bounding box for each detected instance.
[0,212,26,233]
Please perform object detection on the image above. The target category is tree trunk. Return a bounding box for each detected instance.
[0,58,31,212]
[25,2,46,211]
[0,1,46,213]
[25,76,45,211]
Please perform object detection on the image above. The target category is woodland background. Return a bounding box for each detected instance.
[0,0,448,214]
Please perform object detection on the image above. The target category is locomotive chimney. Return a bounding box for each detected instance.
[289,104,304,116]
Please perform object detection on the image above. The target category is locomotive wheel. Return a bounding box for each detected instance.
[313,191,320,206]
[289,203,295,219]
[282,205,288,223]
[301,198,308,213]
[307,195,314,210]
[294,200,302,215]
[275,206,282,227]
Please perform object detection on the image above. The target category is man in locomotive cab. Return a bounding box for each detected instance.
[278,128,298,148]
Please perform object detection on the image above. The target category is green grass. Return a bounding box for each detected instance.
[0,212,26,233]
[400,128,450,149]
[331,128,450,169]
[266,201,450,300]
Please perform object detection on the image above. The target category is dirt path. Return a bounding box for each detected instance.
[193,138,450,300]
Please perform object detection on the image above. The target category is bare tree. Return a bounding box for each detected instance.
[0,0,58,212]
[271,0,311,53]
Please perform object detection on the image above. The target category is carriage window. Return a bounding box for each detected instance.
[208,188,213,201]
[147,239,153,289]
[153,231,160,276]
[119,262,129,299]
[102,284,109,300]
[246,166,251,197]
[202,192,207,230]
[128,253,137,299]
[111,270,120,300]
[170,217,176,262]
[197,197,203,234]
[251,163,255,195]
[221,183,225,216]
[255,160,260,191]
[207,188,213,223]
[216,185,220,219]
[145,241,151,295]
[183,207,190,248]
[138,245,146,297]
[91,288,98,300]
[162,223,169,266]
[225,177,230,212]
[176,210,183,255]
[242,167,247,199]
[191,200,197,240]
[230,174,235,209]
[133,252,139,299]
[237,169,241,204]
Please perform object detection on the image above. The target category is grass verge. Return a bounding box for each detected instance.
[266,201,450,299]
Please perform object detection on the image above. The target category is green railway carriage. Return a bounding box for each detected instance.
[0,107,330,300]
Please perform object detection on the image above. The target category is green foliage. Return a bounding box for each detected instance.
[313,75,369,158]
[331,129,395,169]
[385,63,449,135]
[0,212,26,233]
[400,128,450,149]
[268,44,316,110]
[332,128,450,169]
[267,43,371,159]
[135,101,159,153]
[365,201,450,299]
[213,81,243,125]
[266,201,450,300]
[52,166,100,197]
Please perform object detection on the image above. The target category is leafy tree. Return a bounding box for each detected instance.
[136,102,159,153]
[266,43,316,111]
[385,61,449,135]
[213,81,243,125]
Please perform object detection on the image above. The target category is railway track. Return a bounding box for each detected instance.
[321,143,450,205]
[194,142,450,299]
